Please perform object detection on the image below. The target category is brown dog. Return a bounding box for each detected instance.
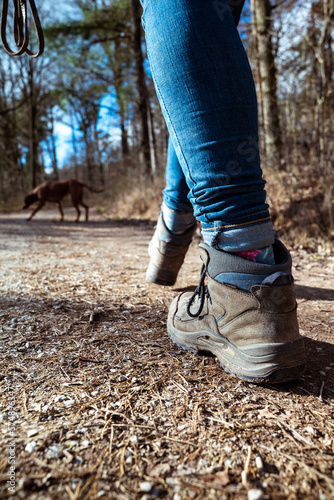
[22,179,103,222]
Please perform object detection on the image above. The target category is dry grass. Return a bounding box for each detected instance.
[104,167,334,254]
[0,211,334,500]
[264,167,334,253]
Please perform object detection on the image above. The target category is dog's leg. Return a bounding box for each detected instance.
[71,187,81,222]
[57,202,64,221]
[73,186,89,222]
[79,201,89,221]
[27,202,45,221]
[73,204,81,222]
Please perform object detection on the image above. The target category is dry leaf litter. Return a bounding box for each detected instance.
[0,210,333,500]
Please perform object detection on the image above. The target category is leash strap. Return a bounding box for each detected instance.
[1,0,44,57]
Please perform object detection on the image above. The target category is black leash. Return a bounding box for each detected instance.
[1,0,44,57]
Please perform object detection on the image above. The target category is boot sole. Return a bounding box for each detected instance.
[167,316,306,384]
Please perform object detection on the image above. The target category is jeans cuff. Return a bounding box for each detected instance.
[202,220,275,251]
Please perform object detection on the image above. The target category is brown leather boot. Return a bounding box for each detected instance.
[167,241,306,383]
[146,213,197,286]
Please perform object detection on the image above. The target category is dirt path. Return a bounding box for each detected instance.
[1,210,334,500]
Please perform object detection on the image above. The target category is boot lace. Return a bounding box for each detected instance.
[186,264,210,318]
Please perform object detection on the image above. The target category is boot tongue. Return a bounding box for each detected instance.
[199,242,292,277]
[198,242,294,292]
[261,272,293,286]
[199,243,274,278]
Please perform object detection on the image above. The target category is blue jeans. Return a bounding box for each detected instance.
[141,0,275,251]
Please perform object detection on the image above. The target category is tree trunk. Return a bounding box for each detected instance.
[93,125,105,187]
[70,112,79,180]
[250,0,266,156]
[82,128,94,187]
[147,97,159,175]
[314,0,334,172]
[130,0,152,177]
[253,0,282,170]
[49,111,59,180]
[314,0,334,232]
[114,37,130,159]
[28,61,42,187]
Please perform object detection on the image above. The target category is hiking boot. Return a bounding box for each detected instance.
[146,213,197,286]
[167,240,306,383]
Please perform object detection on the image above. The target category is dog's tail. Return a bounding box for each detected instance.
[81,183,104,194]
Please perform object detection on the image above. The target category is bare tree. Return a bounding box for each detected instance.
[252,0,283,169]
[130,0,152,177]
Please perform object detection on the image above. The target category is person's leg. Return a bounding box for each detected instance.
[146,137,197,286]
[141,0,305,382]
[147,0,248,285]
[161,0,246,222]
[159,0,246,234]
[162,137,194,234]
[142,0,274,253]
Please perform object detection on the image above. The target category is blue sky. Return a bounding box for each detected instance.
[45,0,311,171]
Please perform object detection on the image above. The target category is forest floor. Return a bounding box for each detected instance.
[0,208,334,500]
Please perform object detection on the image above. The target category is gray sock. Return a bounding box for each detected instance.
[203,241,293,292]
[162,202,195,235]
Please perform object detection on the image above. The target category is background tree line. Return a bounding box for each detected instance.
[0,0,333,243]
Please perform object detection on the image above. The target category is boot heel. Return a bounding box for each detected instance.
[146,262,177,286]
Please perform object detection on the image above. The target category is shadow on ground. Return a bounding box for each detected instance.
[295,284,334,301]
[175,285,334,301]
[1,293,333,402]
[0,215,155,241]
[0,215,154,228]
